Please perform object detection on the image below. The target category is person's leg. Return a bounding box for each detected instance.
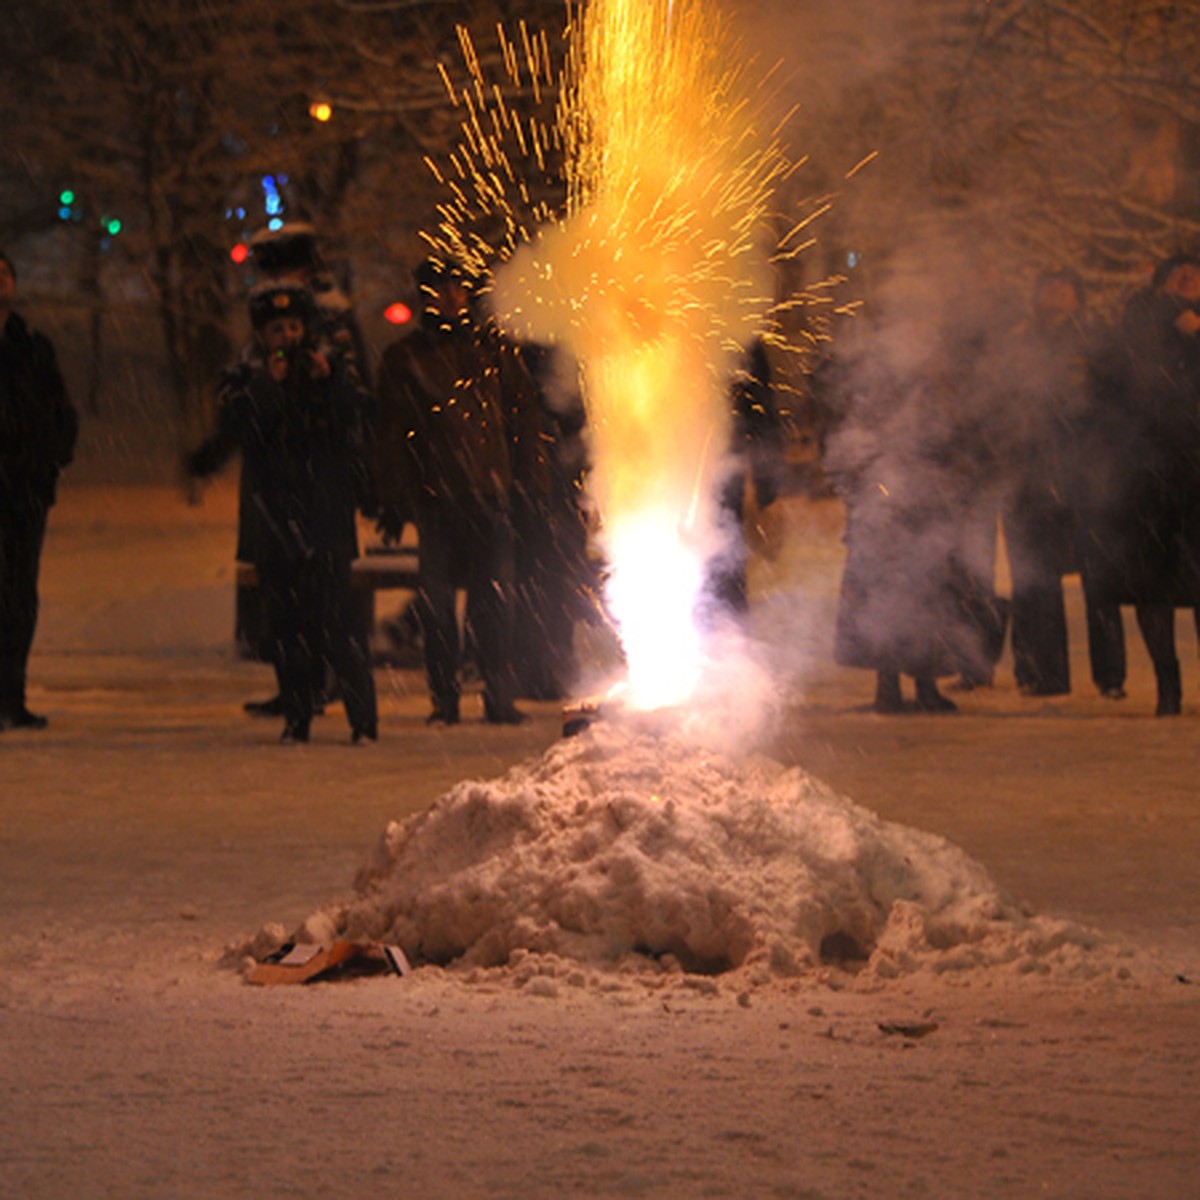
[914,675,958,713]
[467,507,524,723]
[1012,580,1071,694]
[416,510,461,722]
[321,553,378,740]
[260,563,315,741]
[1081,570,1126,697]
[0,503,49,725]
[873,671,903,714]
[1006,513,1070,695]
[954,494,1000,688]
[1135,603,1180,716]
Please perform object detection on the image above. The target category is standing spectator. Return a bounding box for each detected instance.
[1005,268,1126,699]
[186,281,378,744]
[237,223,374,715]
[374,258,534,725]
[824,315,985,714]
[509,340,591,701]
[1082,253,1200,715]
[0,249,78,730]
[1002,270,1083,696]
[704,336,788,621]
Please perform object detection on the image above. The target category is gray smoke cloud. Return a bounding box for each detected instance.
[711,1,1125,696]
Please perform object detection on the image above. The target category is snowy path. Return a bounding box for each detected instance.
[1,483,1197,1199]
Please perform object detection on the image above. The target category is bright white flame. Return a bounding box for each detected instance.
[604,511,707,709]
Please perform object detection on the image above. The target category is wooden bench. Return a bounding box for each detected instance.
[235,547,420,592]
[233,547,420,660]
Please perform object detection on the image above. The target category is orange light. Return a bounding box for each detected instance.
[309,101,333,123]
[230,242,250,264]
[384,301,413,325]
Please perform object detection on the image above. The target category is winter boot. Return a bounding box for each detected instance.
[873,672,904,714]
[914,677,958,714]
[1155,659,1182,717]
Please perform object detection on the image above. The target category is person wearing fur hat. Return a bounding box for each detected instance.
[0,249,78,731]
[186,280,378,744]
[233,222,374,717]
[249,222,371,386]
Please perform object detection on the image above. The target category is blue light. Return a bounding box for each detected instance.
[58,206,72,220]
[265,193,282,216]
[268,217,284,231]
[262,175,277,193]
[847,251,860,269]
[235,207,246,220]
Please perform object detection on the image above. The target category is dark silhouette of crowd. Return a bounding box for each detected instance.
[12,214,1200,740]
[183,233,606,743]
[821,249,1200,717]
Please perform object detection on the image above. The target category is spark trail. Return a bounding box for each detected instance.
[434,0,789,711]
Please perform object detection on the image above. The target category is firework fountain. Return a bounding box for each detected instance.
[433,0,789,713]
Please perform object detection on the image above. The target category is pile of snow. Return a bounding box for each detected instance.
[284,717,1120,983]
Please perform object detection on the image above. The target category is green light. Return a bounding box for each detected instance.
[106,218,122,235]
[59,189,75,205]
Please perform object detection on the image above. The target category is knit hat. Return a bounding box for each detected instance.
[248,280,314,330]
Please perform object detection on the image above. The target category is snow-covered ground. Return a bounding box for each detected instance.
[2,479,1198,1199]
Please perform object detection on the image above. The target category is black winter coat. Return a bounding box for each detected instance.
[373,323,545,526]
[0,312,77,507]
[1078,291,1200,605]
[822,347,991,681]
[189,352,372,569]
[1001,315,1099,575]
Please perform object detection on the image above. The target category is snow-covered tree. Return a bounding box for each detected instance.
[771,0,1200,308]
[0,0,563,437]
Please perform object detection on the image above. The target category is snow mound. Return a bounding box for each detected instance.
[305,720,1113,980]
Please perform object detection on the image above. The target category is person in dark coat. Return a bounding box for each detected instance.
[1002,268,1128,699]
[374,258,537,725]
[187,281,378,744]
[508,340,592,701]
[0,250,78,730]
[824,316,986,714]
[235,223,374,714]
[1080,253,1200,715]
[704,336,788,620]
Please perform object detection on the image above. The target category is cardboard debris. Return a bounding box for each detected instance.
[246,941,410,986]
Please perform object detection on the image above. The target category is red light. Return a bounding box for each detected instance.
[230,242,250,265]
[384,301,413,325]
